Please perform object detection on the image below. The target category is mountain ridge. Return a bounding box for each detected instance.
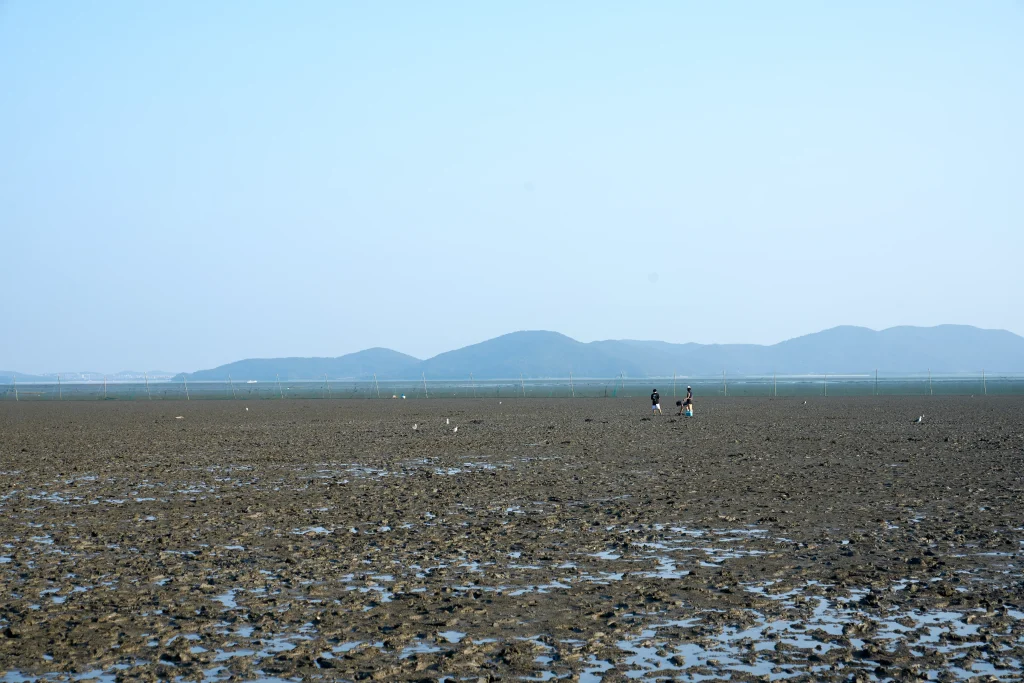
[166,325,1024,381]
[7,325,1020,383]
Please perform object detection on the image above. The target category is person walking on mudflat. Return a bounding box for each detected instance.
[651,388,662,414]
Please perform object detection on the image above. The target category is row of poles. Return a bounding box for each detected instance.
[712,368,987,398]
[7,369,994,401]
[8,372,171,401]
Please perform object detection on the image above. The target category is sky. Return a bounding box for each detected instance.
[1,1,1022,373]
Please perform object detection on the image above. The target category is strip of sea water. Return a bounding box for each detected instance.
[3,375,1023,400]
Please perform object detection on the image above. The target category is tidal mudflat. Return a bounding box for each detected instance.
[1,397,1021,681]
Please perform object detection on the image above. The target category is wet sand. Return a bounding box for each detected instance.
[1,397,1022,681]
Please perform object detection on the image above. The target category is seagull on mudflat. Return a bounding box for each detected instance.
[914,415,923,424]
[452,426,458,434]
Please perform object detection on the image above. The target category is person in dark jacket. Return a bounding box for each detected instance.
[682,386,693,416]
[651,389,662,414]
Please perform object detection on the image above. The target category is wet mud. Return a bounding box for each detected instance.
[0,397,1022,681]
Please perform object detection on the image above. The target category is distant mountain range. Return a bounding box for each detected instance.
[162,325,1024,381]
[4,326,1020,384]
[174,349,420,384]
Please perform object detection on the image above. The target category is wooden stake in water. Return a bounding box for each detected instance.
[374,373,380,399]
[569,370,575,398]
[929,369,932,396]
[875,369,878,396]
[983,369,986,395]
[12,376,17,402]
[229,374,236,399]
[774,371,777,397]
[145,371,151,400]
[620,372,624,393]
[824,373,827,398]
[673,372,676,398]
[520,373,526,398]
[470,373,476,398]
[58,373,62,401]
[422,372,428,399]
[183,375,190,401]
[723,370,727,397]
[325,375,332,399]
[276,374,283,399]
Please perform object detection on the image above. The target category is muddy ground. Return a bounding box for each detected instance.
[0,397,1022,682]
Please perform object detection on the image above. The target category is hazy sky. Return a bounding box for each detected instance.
[2,2,1021,373]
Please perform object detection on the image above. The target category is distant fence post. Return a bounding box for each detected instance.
[58,374,62,401]
[276,374,282,399]
[184,375,190,401]
[103,375,107,400]
[983,369,986,395]
[422,372,428,398]
[824,373,827,398]
[673,372,676,398]
[874,369,878,396]
[928,369,932,396]
[374,373,381,399]
[569,370,575,398]
[773,371,777,397]
[145,372,151,400]
[470,373,476,398]
[723,370,727,397]
[13,376,17,402]
[520,373,526,398]
[229,374,236,399]
[326,375,332,399]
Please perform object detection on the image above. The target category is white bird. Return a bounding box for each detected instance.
[175,416,183,420]
[245,407,249,411]
[802,401,807,405]
[413,423,418,430]
[914,415,923,423]
[453,426,458,434]
[446,418,450,425]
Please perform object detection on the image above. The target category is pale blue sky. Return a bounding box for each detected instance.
[2,1,1021,373]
